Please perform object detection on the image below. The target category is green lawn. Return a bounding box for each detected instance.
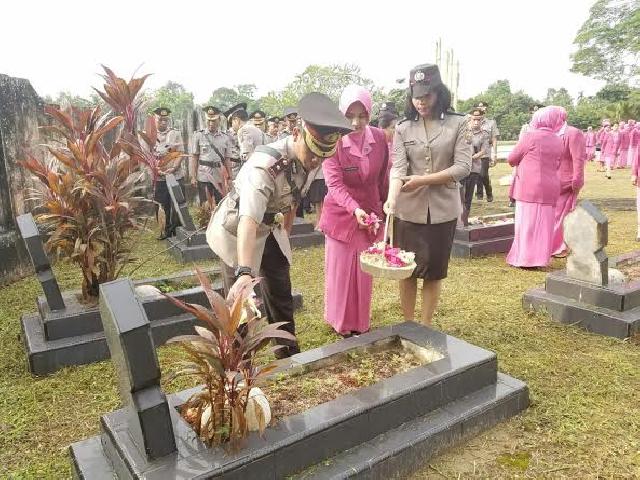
[1,162,639,478]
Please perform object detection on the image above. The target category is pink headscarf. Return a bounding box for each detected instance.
[339,84,372,116]
[530,106,567,133]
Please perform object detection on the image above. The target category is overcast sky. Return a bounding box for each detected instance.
[1,0,603,104]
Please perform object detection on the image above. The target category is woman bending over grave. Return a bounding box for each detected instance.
[506,106,564,268]
[318,85,389,336]
[383,64,471,325]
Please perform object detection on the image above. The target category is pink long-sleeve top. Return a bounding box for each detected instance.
[601,131,620,156]
[619,127,630,151]
[558,126,586,192]
[507,129,563,205]
[318,126,389,243]
[585,131,596,147]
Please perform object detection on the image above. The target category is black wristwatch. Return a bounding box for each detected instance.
[234,265,253,280]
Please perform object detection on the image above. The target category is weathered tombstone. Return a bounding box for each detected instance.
[564,200,608,285]
[100,278,176,459]
[524,201,640,339]
[16,213,65,311]
[166,173,195,231]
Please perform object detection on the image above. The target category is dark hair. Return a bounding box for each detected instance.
[378,116,396,129]
[403,84,452,120]
[232,110,249,121]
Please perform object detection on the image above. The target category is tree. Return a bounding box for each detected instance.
[570,0,640,84]
[544,88,575,113]
[258,64,378,116]
[595,83,632,102]
[148,81,195,120]
[570,96,611,129]
[458,80,537,140]
[43,91,101,109]
[206,84,262,114]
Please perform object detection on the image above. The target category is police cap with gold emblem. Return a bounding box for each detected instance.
[409,64,443,99]
[267,116,281,123]
[153,107,171,117]
[250,110,266,124]
[203,105,221,120]
[476,101,490,111]
[379,101,399,121]
[470,107,484,117]
[298,92,354,158]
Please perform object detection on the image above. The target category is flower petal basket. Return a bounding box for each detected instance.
[360,215,416,280]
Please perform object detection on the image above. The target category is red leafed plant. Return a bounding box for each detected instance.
[94,65,182,183]
[164,268,296,448]
[21,104,145,300]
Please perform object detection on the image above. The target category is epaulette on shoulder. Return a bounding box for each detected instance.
[397,116,411,125]
[267,157,290,179]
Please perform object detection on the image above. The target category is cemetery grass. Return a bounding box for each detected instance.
[0,162,637,478]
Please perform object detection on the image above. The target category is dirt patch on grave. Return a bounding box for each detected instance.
[264,346,438,421]
[615,259,640,281]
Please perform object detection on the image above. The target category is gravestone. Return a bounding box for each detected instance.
[523,201,640,338]
[16,213,65,311]
[99,278,176,459]
[166,173,195,231]
[564,200,608,285]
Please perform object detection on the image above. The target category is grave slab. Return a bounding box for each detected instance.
[522,201,640,339]
[70,322,528,479]
[452,212,514,258]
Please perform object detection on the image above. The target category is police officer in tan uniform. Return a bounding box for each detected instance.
[278,107,298,140]
[152,107,185,239]
[190,106,232,205]
[475,101,499,201]
[266,116,280,143]
[207,92,353,357]
[250,110,268,133]
[229,103,266,166]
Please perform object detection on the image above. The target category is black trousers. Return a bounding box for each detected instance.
[475,158,493,198]
[222,233,300,358]
[462,172,479,225]
[154,178,183,237]
[197,181,223,205]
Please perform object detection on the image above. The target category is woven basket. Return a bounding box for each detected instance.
[359,215,416,280]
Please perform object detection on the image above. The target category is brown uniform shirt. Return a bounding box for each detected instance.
[391,113,471,224]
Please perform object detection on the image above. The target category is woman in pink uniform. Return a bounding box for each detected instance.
[506,106,563,268]
[600,123,619,179]
[551,109,586,256]
[617,121,630,168]
[628,120,638,169]
[585,126,596,161]
[319,85,389,336]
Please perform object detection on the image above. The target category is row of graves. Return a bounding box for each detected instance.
[6,68,637,478]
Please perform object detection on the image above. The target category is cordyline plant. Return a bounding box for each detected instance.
[194,188,216,229]
[164,268,295,448]
[21,105,145,300]
[94,65,181,183]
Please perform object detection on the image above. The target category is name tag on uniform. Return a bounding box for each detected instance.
[403,140,417,146]
[343,166,358,172]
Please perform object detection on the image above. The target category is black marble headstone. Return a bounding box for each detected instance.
[99,278,176,460]
[166,173,196,231]
[16,213,65,311]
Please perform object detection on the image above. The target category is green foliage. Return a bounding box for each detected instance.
[570,96,610,129]
[570,0,640,83]
[206,84,261,113]
[165,269,296,448]
[43,91,102,109]
[544,88,574,113]
[458,80,537,140]
[148,81,195,120]
[258,64,378,116]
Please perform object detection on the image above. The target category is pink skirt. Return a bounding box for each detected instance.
[507,200,555,267]
[603,153,616,168]
[324,230,379,335]
[618,149,629,168]
[551,190,578,255]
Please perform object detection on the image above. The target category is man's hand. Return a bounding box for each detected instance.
[190,177,197,186]
[228,273,254,305]
[400,175,426,192]
[632,175,637,186]
[354,208,368,228]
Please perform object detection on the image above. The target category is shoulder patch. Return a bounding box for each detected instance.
[267,157,290,179]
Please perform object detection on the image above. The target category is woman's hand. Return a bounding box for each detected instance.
[354,208,368,228]
[383,198,396,215]
[400,175,426,192]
